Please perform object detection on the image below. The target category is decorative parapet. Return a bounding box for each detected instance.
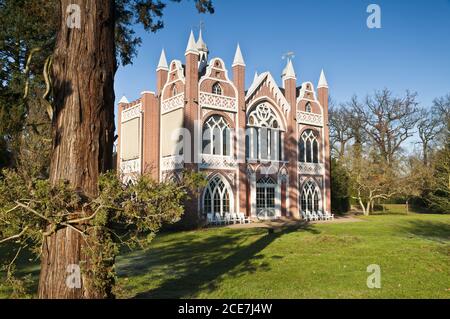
[296,111,323,127]
[121,104,142,122]
[161,155,184,171]
[120,158,141,175]
[161,93,185,115]
[298,162,325,175]
[200,154,238,170]
[199,92,237,113]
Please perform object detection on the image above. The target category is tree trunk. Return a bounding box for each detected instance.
[358,196,367,216]
[365,201,371,216]
[38,0,116,299]
[423,142,428,166]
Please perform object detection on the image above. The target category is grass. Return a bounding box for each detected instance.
[115,213,450,299]
[1,213,449,298]
[372,203,423,215]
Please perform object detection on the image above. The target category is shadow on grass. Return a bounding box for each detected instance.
[118,222,317,299]
[400,220,450,243]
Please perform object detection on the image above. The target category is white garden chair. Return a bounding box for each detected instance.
[239,212,251,224]
[224,213,232,225]
[237,212,244,224]
[230,213,238,224]
[301,211,307,220]
[311,211,319,221]
[305,211,311,221]
[317,211,324,220]
[206,213,214,225]
[215,213,225,225]
[325,211,334,220]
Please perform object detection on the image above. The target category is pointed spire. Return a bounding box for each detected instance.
[119,96,129,104]
[318,69,328,88]
[253,71,259,82]
[232,44,245,67]
[283,59,296,80]
[185,30,199,55]
[157,49,168,71]
[197,29,207,51]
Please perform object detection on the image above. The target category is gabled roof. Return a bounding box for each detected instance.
[246,72,291,114]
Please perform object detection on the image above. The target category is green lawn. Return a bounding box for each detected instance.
[115,213,449,299]
[1,213,449,298]
[372,203,423,215]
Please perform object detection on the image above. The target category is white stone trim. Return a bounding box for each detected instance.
[120,158,141,175]
[200,154,238,170]
[160,155,184,171]
[297,111,323,127]
[199,92,237,113]
[247,97,288,131]
[121,103,142,122]
[246,72,291,115]
[161,93,185,114]
[298,162,325,175]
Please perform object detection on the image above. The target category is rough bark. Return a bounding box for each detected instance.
[38,0,116,299]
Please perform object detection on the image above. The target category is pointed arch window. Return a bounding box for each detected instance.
[172,84,178,96]
[203,175,232,216]
[299,129,319,163]
[202,115,231,156]
[305,102,312,113]
[212,82,223,95]
[301,180,321,212]
[246,103,284,161]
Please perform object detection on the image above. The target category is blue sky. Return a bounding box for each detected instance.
[115,0,450,109]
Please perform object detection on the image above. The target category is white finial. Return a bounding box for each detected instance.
[197,29,207,51]
[284,59,296,80]
[232,44,245,67]
[157,49,168,71]
[119,96,129,104]
[185,30,198,55]
[254,71,259,82]
[318,69,328,88]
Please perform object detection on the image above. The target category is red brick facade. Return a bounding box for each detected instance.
[117,31,332,223]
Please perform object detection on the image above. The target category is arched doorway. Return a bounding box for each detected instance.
[202,174,234,217]
[256,177,277,219]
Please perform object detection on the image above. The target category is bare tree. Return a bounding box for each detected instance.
[351,89,419,165]
[329,104,354,159]
[432,94,450,147]
[349,155,399,215]
[417,107,441,166]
